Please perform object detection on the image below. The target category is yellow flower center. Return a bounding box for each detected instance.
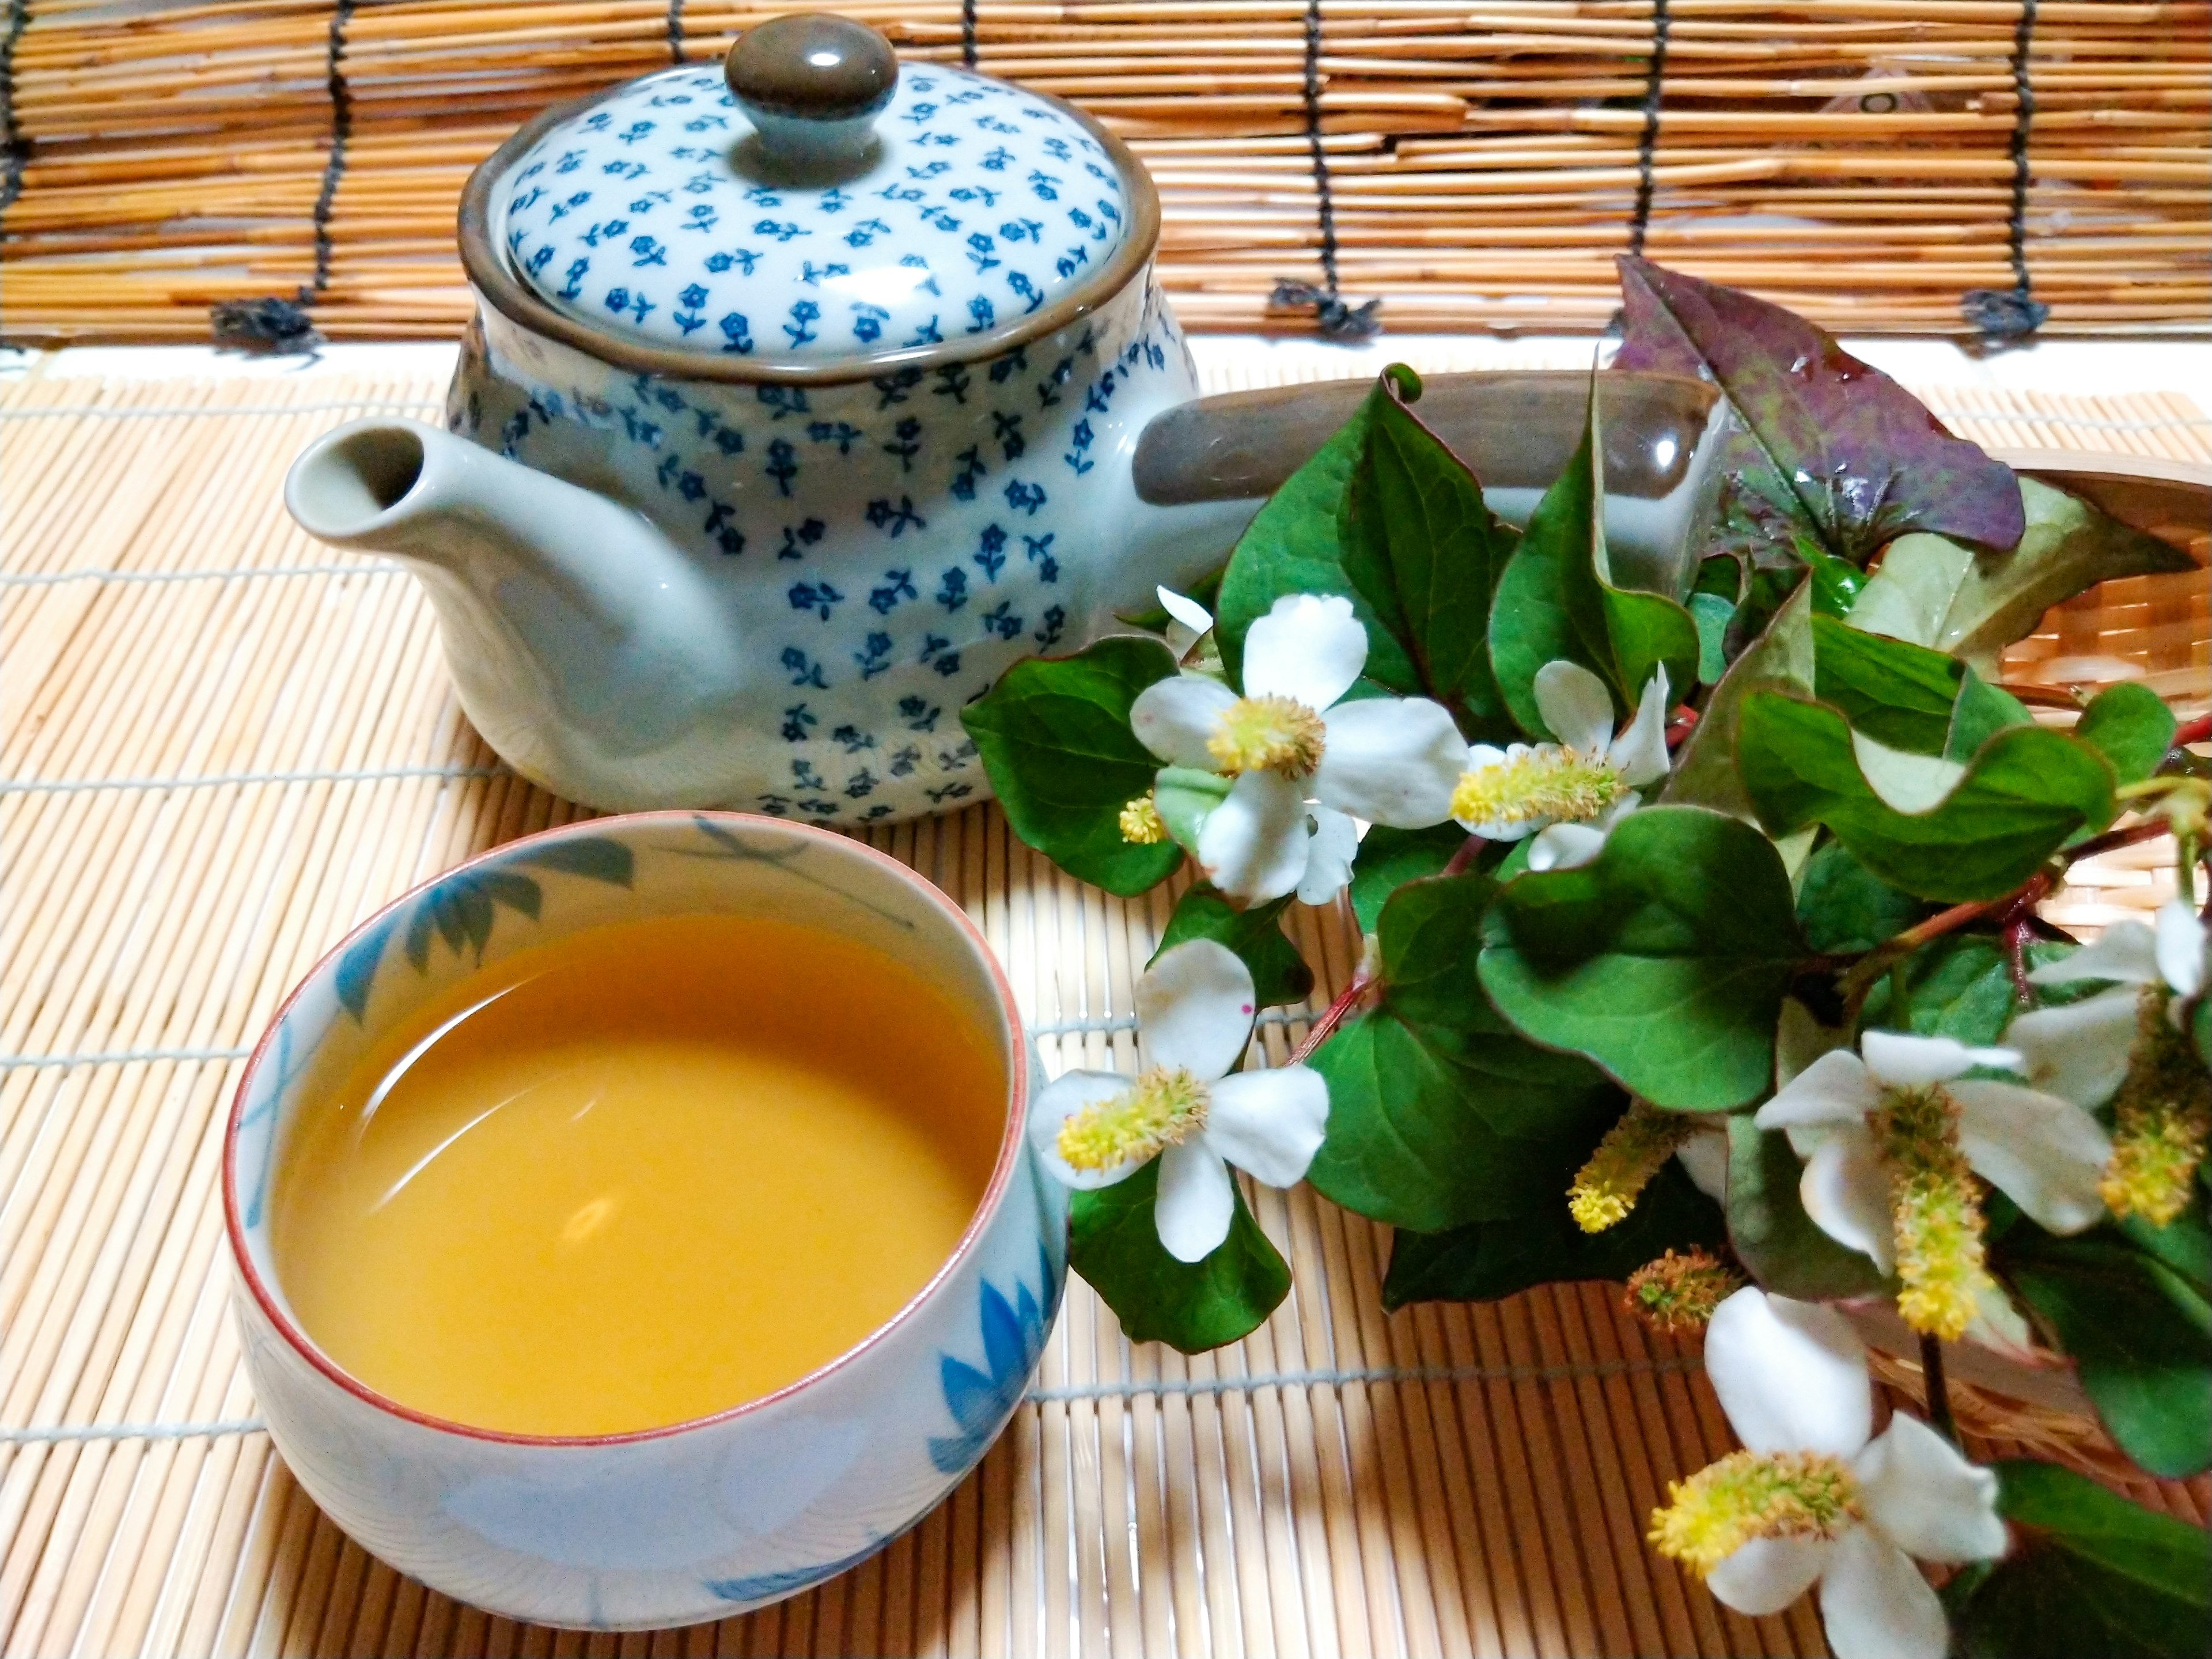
[1570,1101,1697,1233]
[1055,1067,1210,1171]
[1624,1247,1742,1335]
[1450,744,1625,830]
[1650,1450,1862,1575]
[2100,985,2212,1226]
[1119,794,1167,845]
[1875,1082,1996,1341]
[1208,694,1327,779]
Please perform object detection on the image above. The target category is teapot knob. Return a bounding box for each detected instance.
[725,14,899,170]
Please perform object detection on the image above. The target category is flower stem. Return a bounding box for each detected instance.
[2172,713,2211,751]
[1440,833,1483,879]
[1287,971,1374,1066]
[1919,1333,1956,1444]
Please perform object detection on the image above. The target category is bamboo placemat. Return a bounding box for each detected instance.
[1,353,2206,1659]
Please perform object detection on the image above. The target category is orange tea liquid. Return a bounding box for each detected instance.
[272,913,1004,1437]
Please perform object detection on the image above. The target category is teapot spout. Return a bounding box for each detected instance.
[285,419,732,800]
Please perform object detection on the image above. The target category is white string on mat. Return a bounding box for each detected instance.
[0,562,397,588]
[1027,1007,1313,1040]
[0,1358,1705,1444]
[0,763,505,795]
[0,399,445,421]
[1925,407,2210,433]
[0,1046,253,1070]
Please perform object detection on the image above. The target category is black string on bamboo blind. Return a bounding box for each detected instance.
[961,0,978,69]
[0,0,29,224]
[1271,0,1380,341]
[669,0,687,63]
[211,0,356,352]
[1628,0,1671,257]
[1961,0,2047,341]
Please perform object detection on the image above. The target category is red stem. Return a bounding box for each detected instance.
[2172,713,2211,749]
[1287,972,1373,1066]
[1440,833,1483,878]
[1665,703,1701,750]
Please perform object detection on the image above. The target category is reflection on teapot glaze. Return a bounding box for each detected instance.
[438,270,1216,821]
[497,65,1128,365]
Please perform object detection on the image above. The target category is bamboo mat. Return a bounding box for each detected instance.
[1,353,2207,1659]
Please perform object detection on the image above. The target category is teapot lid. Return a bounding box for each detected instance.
[478,16,1143,377]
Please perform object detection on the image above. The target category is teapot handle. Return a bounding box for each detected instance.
[1132,369,1729,601]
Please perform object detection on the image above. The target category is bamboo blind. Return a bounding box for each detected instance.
[0,0,2207,346]
[1,342,2206,1656]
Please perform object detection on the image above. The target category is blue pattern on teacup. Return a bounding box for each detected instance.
[497,63,1129,363]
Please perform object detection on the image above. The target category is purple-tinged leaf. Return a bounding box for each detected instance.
[1612,257,2024,566]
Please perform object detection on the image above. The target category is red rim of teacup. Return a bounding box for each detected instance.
[222,809,1033,1448]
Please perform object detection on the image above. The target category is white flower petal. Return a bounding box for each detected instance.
[1241,593,1367,711]
[1755,1050,1883,1130]
[1952,1079,2113,1236]
[1675,1131,1730,1203]
[2156,897,2209,999]
[1205,1066,1330,1187]
[2006,987,2138,1109]
[1532,658,1616,756]
[1029,1071,1150,1190]
[1135,938,1256,1083]
[1705,1288,1873,1458]
[1963,1280,2040,1363]
[1154,1139,1237,1262]
[1198,770,1312,907]
[1704,1536,1832,1618]
[1297,806,1361,907]
[1853,1415,2007,1563]
[2027,917,2160,987]
[1157,585,1215,637]
[1775,997,1850,1091]
[1860,1030,2020,1089]
[1314,696,1464,828]
[1817,1527,1950,1659]
[1801,1127,1897,1276]
[1608,665,1673,787]
[1130,674,1237,770]
[1527,820,1609,872]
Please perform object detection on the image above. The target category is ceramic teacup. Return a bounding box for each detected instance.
[224,812,1063,1630]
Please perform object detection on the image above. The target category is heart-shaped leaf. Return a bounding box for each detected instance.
[1348,822,1469,934]
[1795,838,1933,956]
[1384,1156,1725,1308]
[1946,1460,2212,1659]
[1735,692,2116,902]
[1613,256,2025,565]
[1861,933,2094,1048]
[961,636,1183,896]
[1478,806,1807,1111]
[1068,1157,1290,1353]
[1308,873,1622,1232]
[1489,382,1700,735]
[1664,580,1815,820]
[2074,682,2178,786]
[1153,883,1315,1010]
[1847,475,2195,676]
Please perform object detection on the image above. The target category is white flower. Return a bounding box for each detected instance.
[1130,594,1463,906]
[2010,899,2209,1107]
[1157,585,1214,658]
[1652,1287,2005,1659]
[1754,1029,2111,1339]
[1031,939,1330,1262]
[1450,660,1671,869]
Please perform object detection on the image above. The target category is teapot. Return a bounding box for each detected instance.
[284,14,1725,823]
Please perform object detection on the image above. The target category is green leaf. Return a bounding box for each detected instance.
[1798,538,1866,618]
[1688,592,1732,685]
[1736,692,2116,902]
[1946,1460,2212,1659]
[1795,837,1932,956]
[1349,822,1468,934]
[2075,682,2178,786]
[1946,666,2035,761]
[1488,387,1700,737]
[1724,1116,1893,1300]
[1068,1158,1289,1353]
[1848,475,2196,676]
[1214,376,1381,690]
[1308,873,1622,1232]
[1152,765,1231,859]
[1996,1216,2212,1478]
[1336,374,1519,738]
[1664,581,1815,820]
[960,636,1184,896]
[1813,613,1968,753]
[1154,884,1314,1010]
[1859,934,2092,1047]
[1384,1158,1725,1308]
[1478,806,1807,1111]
